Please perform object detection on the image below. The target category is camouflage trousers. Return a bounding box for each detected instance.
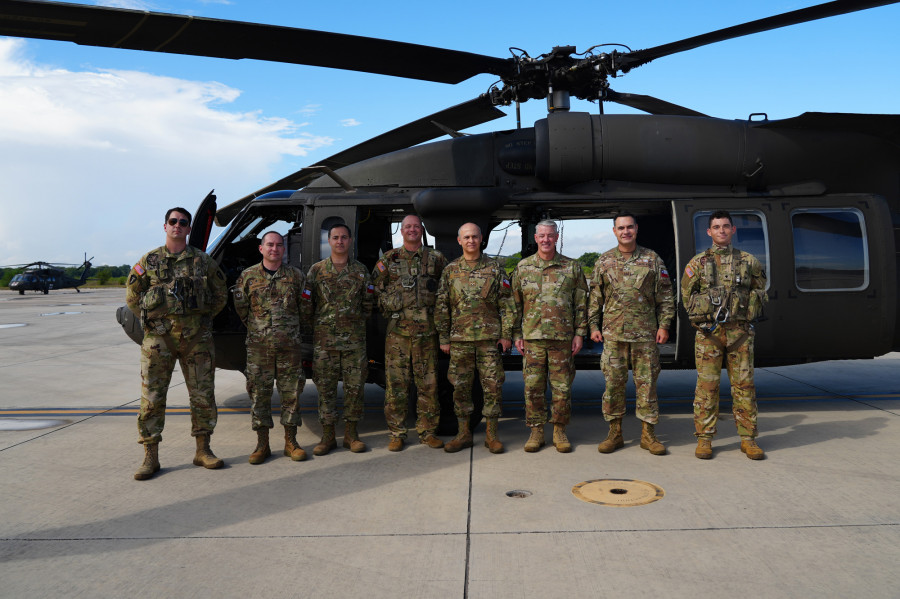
[138,327,217,444]
[448,340,505,418]
[693,324,758,438]
[600,339,661,424]
[522,339,574,427]
[384,330,440,440]
[245,337,304,431]
[313,345,367,425]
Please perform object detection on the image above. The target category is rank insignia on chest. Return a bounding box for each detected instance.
[301,288,312,300]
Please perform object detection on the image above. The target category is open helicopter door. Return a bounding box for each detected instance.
[673,195,896,365]
[189,190,217,251]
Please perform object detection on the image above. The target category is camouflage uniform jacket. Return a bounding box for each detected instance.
[512,252,588,342]
[232,262,305,343]
[302,258,373,351]
[435,254,515,345]
[681,244,768,325]
[372,246,446,336]
[126,245,227,334]
[588,245,675,342]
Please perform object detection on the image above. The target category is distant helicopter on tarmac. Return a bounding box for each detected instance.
[3,257,93,295]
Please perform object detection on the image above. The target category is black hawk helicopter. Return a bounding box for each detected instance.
[3,256,93,294]
[3,0,899,427]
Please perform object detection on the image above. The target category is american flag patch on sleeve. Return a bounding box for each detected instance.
[133,264,145,276]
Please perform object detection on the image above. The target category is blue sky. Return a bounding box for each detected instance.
[1,0,898,265]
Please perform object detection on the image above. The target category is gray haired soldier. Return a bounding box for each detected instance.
[512,220,588,453]
[233,231,307,465]
[301,223,374,455]
[436,223,515,453]
[589,213,675,455]
[682,210,768,460]
[126,207,228,480]
[372,214,447,451]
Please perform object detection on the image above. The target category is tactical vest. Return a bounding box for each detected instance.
[381,247,441,312]
[139,247,210,320]
[687,247,764,325]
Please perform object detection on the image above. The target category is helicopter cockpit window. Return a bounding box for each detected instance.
[693,210,770,290]
[791,208,868,292]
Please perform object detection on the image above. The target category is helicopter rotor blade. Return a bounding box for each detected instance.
[604,89,707,117]
[618,0,900,72]
[215,95,506,226]
[0,0,512,83]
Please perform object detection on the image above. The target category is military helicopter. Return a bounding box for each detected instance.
[4,0,899,428]
[3,257,93,295]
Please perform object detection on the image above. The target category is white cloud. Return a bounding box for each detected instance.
[340,118,361,127]
[0,38,333,265]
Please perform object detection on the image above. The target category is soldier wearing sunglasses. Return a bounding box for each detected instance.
[126,207,228,480]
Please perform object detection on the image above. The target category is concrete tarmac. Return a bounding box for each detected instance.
[1,288,898,598]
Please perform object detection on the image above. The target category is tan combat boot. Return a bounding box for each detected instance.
[553,424,572,453]
[193,434,224,469]
[342,421,367,453]
[134,443,160,480]
[740,437,765,460]
[421,433,444,449]
[283,425,307,461]
[248,428,271,464]
[387,436,405,452]
[695,437,713,459]
[597,418,624,454]
[639,422,666,455]
[484,417,504,454]
[524,424,545,453]
[313,424,337,456]
[444,418,474,453]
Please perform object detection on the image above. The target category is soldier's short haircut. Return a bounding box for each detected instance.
[328,223,352,238]
[708,210,734,227]
[535,219,558,233]
[613,212,637,227]
[165,207,192,224]
[458,223,482,237]
[260,231,285,244]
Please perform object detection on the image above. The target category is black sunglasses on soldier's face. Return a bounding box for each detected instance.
[167,218,190,227]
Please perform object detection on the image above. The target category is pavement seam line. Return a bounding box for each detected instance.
[759,367,900,416]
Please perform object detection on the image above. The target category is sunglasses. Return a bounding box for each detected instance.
[167,218,190,227]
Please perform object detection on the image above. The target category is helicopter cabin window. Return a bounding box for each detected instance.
[791,208,868,291]
[692,210,770,290]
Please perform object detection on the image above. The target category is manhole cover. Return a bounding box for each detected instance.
[571,479,664,506]
[0,418,69,431]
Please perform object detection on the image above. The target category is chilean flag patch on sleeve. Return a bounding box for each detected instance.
[367,284,374,294]
[301,288,312,300]
[501,278,511,289]
[660,269,669,279]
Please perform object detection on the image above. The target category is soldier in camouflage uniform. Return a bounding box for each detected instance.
[126,207,228,480]
[512,220,588,453]
[682,210,768,460]
[436,223,515,454]
[233,231,307,465]
[301,223,374,455]
[589,214,675,456]
[372,214,447,451]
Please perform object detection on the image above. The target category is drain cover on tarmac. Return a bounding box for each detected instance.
[571,479,665,506]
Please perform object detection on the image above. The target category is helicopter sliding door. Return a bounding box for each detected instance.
[673,195,896,365]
